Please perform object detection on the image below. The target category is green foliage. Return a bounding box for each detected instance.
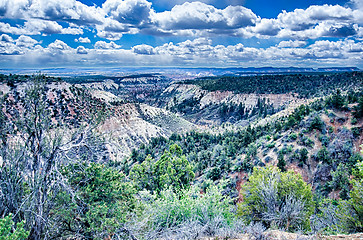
[184,72,363,98]
[338,160,363,232]
[311,199,345,234]
[130,144,194,193]
[266,142,275,148]
[353,94,363,118]
[329,164,350,197]
[326,89,346,110]
[0,214,29,240]
[299,148,309,166]
[277,152,286,172]
[140,185,236,233]
[58,162,136,239]
[309,116,325,132]
[288,132,298,141]
[315,147,331,164]
[238,167,314,232]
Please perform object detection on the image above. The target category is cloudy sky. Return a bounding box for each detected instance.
[0,0,362,68]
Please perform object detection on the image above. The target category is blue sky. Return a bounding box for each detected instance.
[0,0,362,68]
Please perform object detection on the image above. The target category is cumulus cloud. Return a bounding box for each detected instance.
[0,34,13,42]
[278,40,307,48]
[132,44,155,55]
[48,39,70,51]
[94,40,121,49]
[0,41,23,55]
[0,0,104,24]
[1,37,362,68]
[15,35,39,47]
[252,18,280,36]
[75,37,91,43]
[154,2,257,31]
[0,34,39,55]
[0,0,362,40]
[277,5,353,31]
[76,45,88,54]
[0,19,83,35]
[102,0,152,25]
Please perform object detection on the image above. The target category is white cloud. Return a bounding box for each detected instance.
[0,19,83,35]
[75,37,91,43]
[277,5,353,31]
[76,45,88,54]
[0,41,23,55]
[0,0,362,40]
[132,44,155,55]
[96,30,123,40]
[102,0,152,25]
[277,40,307,48]
[0,37,362,68]
[48,39,70,51]
[15,35,39,47]
[94,40,121,49]
[0,34,14,42]
[0,0,104,24]
[154,2,257,31]
[24,19,63,34]
[252,18,280,36]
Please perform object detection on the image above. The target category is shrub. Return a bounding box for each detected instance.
[288,132,298,141]
[277,152,286,172]
[238,167,314,232]
[328,128,353,164]
[351,118,358,125]
[319,134,330,147]
[130,144,194,193]
[0,214,29,240]
[339,160,363,233]
[311,199,345,234]
[56,162,137,239]
[309,116,325,132]
[138,185,241,239]
[266,142,275,148]
[315,147,331,164]
[207,167,222,181]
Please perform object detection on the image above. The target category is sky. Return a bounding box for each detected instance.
[0,0,362,69]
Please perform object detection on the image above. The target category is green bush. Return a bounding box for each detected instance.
[139,185,239,239]
[130,144,194,193]
[288,132,298,141]
[339,160,363,232]
[238,167,314,232]
[309,116,325,132]
[315,147,331,164]
[0,214,29,240]
[56,162,136,239]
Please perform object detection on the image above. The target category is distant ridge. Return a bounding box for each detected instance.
[0,66,360,78]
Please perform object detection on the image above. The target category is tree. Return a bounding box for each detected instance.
[315,147,331,164]
[0,214,29,240]
[353,95,363,118]
[130,144,194,193]
[0,76,104,239]
[54,162,136,239]
[328,89,345,110]
[238,167,314,232]
[277,152,286,172]
[339,160,363,232]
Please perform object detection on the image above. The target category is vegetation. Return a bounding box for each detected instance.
[238,167,314,232]
[0,72,362,239]
[183,72,362,98]
[0,214,29,240]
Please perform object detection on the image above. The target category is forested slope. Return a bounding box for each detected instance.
[0,72,362,240]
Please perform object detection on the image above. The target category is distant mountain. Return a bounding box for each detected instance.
[0,66,360,79]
